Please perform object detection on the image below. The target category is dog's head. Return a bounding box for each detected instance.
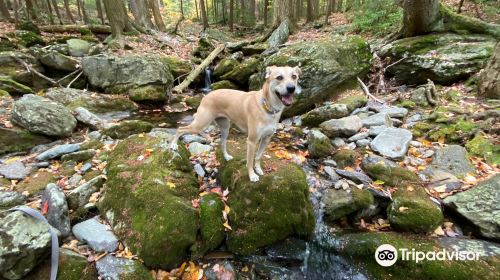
[265,66,301,107]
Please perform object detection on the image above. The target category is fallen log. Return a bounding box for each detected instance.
[39,24,111,34]
[172,44,225,94]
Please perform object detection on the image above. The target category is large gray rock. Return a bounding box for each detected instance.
[67,39,91,57]
[82,55,174,102]
[35,143,81,161]
[443,174,499,240]
[0,192,26,209]
[370,128,412,159]
[96,255,152,280]
[0,161,30,180]
[380,33,496,85]
[0,211,54,280]
[301,104,349,127]
[267,19,290,49]
[362,113,390,127]
[11,94,77,137]
[431,145,475,177]
[72,217,119,252]
[41,183,70,237]
[74,107,109,130]
[35,49,79,72]
[319,115,363,137]
[335,169,372,186]
[478,42,499,99]
[259,35,372,117]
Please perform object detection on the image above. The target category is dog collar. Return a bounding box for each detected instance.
[261,97,280,115]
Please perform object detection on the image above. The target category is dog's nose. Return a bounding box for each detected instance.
[286,85,296,94]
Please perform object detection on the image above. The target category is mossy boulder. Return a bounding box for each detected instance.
[44,87,138,113]
[66,39,91,57]
[337,95,368,113]
[217,136,315,255]
[301,104,350,127]
[0,128,51,155]
[160,56,192,80]
[379,33,496,85]
[99,134,199,268]
[200,193,225,251]
[362,155,420,186]
[128,85,166,102]
[17,21,40,34]
[307,129,333,158]
[257,35,372,117]
[0,52,46,88]
[332,149,357,169]
[16,170,56,195]
[478,42,499,99]
[191,37,215,60]
[25,248,97,280]
[242,43,269,55]
[211,80,239,90]
[103,120,154,139]
[323,188,374,221]
[465,135,500,165]
[214,58,239,78]
[221,57,260,84]
[0,37,17,52]
[7,30,45,47]
[387,186,443,233]
[0,76,33,94]
[328,232,500,280]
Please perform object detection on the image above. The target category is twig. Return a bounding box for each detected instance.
[66,71,83,88]
[384,57,405,72]
[357,77,385,104]
[56,69,81,84]
[13,57,58,85]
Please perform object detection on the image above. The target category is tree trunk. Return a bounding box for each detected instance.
[131,0,153,28]
[194,0,199,21]
[457,0,465,13]
[45,0,54,24]
[229,0,233,31]
[221,0,226,23]
[96,0,105,24]
[103,0,128,48]
[80,0,89,24]
[263,0,268,26]
[26,0,36,20]
[76,0,82,20]
[200,0,208,29]
[12,0,18,23]
[50,0,63,24]
[325,0,332,25]
[180,0,184,19]
[148,0,166,31]
[401,0,440,37]
[248,0,255,25]
[63,0,75,23]
[306,0,312,22]
[240,0,244,25]
[0,0,11,20]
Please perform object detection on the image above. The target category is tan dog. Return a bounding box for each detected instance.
[170,66,301,182]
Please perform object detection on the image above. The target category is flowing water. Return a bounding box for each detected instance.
[201,68,213,93]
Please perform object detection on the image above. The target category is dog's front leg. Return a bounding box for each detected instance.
[246,136,259,182]
[254,135,272,176]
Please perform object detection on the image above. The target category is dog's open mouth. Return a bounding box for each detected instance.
[280,94,294,106]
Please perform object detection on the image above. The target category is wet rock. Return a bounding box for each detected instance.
[443,174,499,240]
[73,107,108,130]
[362,155,419,187]
[61,149,96,162]
[323,188,374,221]
[41,183,70,237]
[36,143,81,161]
[431,145,474,177]
[214,58,239,78]
[99,135,198,268]
[437,238,500,257]
[307,129,333,158]
[320,115,363,137]
[188,142,213,156]
[335,169,372,186]
[380,33,496,85]
[67,175,105,211]
[387,186,443,233]
[103,120,154,139]
[0,161,30,180]
[217,137,314,255]
[261,36,372,117]
[370,128,412,159]
[67,39,91,57]
[96,255,153,280]
[200,193,225,251]
[0,191,26,209]
[72,217,118,252]
[11,94,77,137]
[301,104,349,127]
[159,56,191,80]
[0,211,55,280]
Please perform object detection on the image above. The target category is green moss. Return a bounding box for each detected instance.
[0,128,51,155]
[0,89,11,98]
[16,170,56,195]
[362,161,420,187]
[103,120,154,139]
[184,95,203,108]
[221,57,260,84]
[337,95,368,112]
[428,120,478,143]
[7,30,45,47]
[324,188,374,221]
[398,100,416,109]
[61,149,96,162]
[332,149,357,168]
[99,135,198,269]
[128,85,166,102]
[80,139,104,150]
[0,75,33,94]
[200,193,225,251]
[308,132,333,158]
[118,263,154,280]
[17,21,40,34]
[25,249,97,280]
[159,56,191,79]
[387,187,443,233]
[214,58,239,77]
[211,80,239,90]
[217,136,315,255]
[466,135,500,165]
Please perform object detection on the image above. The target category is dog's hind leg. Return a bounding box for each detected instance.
[170,108,215,150]
[215,117,233,161]
[254,135,272,176]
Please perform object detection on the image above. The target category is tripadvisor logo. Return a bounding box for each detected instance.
[374,244,481,267]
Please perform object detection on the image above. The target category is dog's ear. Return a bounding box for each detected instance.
[294,66,302,76]
[265,66,275,79]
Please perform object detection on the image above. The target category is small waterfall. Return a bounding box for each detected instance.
[201,67,212,93]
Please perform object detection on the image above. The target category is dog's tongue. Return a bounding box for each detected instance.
[281,94,293,106]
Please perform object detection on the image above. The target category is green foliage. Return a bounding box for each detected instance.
[351,0,403,36]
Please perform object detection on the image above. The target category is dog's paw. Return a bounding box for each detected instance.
[224,154,233,161]
[249,173,260,182]
[254,166,264,176]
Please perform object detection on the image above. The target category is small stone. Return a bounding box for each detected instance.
[422,150,435,158]
[331,138,346,148]
[31,162,50,168]
[67,174,83,186]
[188,142,213,155]
[96,255,151,280]
[370,128,413,159]
[378,107,409,118]
[67,176,105,210]
[74,107,108,130]
[72,217,118,252]
[193,163,206,178]
[323,166,340,182]
[323,159,337,167]
[346,142,356,150]
[362,113,389,127]
[0,191,26,209]
[88,131,102,140]
[348,132,369,142]
[61,149,96,162]
[41,183,71,237]
[307,129,333,158]
[319,115,363,137]
[356,139,371,147]
[410,141,422,147]
[335,169,372,185]
[407,114,422,123]
[79,162,92,173]
[0,161,31,180]
[36,143,81,161]
[181,134,207,144]
[368,125,388,136]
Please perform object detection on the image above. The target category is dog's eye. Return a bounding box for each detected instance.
[276,75,283,80]
[291,75,297,80]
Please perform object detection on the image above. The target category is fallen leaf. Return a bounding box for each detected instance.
[41,201,49,215]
